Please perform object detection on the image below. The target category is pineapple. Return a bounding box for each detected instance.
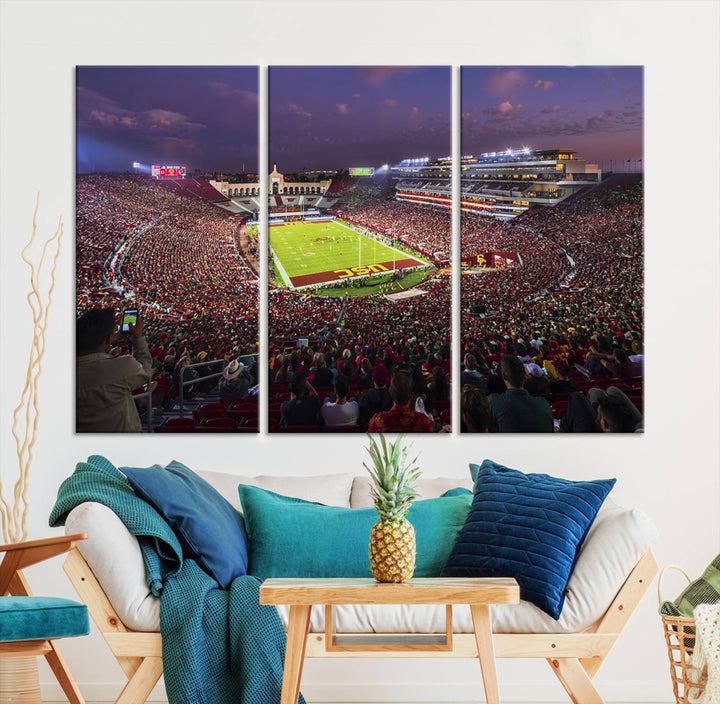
[364,434,422,583]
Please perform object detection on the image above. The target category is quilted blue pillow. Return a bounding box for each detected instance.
[121,460,247,589]
[441,459,615,619]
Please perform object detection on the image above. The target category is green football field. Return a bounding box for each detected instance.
[269,219,427,289]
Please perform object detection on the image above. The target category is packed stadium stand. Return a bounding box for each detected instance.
[268,172,452,432]
[76,173,259,432]
[459,173,644,432]
[155,177,229,202]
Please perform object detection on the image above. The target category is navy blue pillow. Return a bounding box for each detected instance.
[441,459,615,619]
[121,460,247,588]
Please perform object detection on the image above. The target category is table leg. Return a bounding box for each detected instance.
[281,604,312,704]
[470,604,501,704]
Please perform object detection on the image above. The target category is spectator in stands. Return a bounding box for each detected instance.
[461,384,490,433]
[311,353,334,387]
[596,394,642,433]
[358,365,392,429]
[557,392,601,433]
[628,338,644,376]
[549,364,579,397]
[321,375,359,428]
[218,359,251,401]
[426,367,449,404]
[587,386,643,429]
[76,308,152,432]
[368,370,433,433]
[280,370,321,428]
[488,355,553,433]
[357,358,374,389]
[523,363,552,403]
[460,353,486,393]
[274,355,291,384]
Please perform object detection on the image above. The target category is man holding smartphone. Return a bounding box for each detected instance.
[76,308,153,432]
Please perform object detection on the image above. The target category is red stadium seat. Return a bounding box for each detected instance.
[201,416,238,430]
[193,403,228,423]
[153,417,197,433]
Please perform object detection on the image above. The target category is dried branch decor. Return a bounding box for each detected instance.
[0,195,63,543]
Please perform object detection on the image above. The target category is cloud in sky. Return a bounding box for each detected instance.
[487,68,528,95]
[209,81,258,106]
[79,87,206,135]
[76,67,258,173]
[462,66,643,162]
[354,66,418,86]
[288,103,312,120]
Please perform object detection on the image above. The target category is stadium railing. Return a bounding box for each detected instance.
[177,355,259,419]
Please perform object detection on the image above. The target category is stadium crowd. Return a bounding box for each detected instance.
[459,176,644,432]
[76,174,259,420]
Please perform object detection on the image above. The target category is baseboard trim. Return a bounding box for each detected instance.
[41,681,673,702]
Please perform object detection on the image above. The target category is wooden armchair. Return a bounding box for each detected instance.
[0,533,89,704]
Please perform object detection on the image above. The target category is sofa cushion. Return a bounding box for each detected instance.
[199,470,355,512]
[238,485,472,580]
[64,471,657,636]
[0,597,89,643]
[441,460,616,619]
[121,460,247,589]
[65,502,161,632]
[350,475,474,508]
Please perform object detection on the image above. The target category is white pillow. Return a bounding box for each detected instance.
[350,475,473,508]
[198,470,355,511]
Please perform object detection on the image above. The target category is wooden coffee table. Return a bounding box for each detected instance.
[260,577,520,704]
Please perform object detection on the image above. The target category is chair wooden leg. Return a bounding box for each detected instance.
[45,641,85,704]
[115,656,163,704]
[548,657,604,704]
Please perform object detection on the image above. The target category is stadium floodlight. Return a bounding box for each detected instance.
[132,162,140,169]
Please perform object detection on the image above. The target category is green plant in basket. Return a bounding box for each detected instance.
[364,434,422,583]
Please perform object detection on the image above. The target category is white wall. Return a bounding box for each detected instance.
[1,2,718,702]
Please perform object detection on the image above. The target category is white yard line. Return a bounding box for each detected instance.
[333,219,427,266]
[272,251,292,288]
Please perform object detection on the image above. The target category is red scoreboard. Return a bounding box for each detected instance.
[152,165,187,178]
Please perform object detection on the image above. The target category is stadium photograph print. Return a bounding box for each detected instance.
[76,66,260,433]
[459,66,644,434]
[268,66,452,434]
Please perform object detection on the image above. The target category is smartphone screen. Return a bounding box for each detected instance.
[120,308,138,333]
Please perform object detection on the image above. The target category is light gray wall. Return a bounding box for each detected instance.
[1,1,718,701]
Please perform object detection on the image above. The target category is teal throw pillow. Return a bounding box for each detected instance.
[121,460,248,589]
[238,485,471,580]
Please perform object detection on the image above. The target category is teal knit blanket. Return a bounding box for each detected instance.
[49,455,304,704]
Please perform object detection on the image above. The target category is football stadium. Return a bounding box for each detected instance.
[266,157,453,434]
[270,219,428,291]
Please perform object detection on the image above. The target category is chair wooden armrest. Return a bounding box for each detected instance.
[1,534,87,595]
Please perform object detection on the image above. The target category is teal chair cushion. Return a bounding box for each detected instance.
[0,597,89,643]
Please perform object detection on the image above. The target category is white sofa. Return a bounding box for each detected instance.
[63,470,659,704]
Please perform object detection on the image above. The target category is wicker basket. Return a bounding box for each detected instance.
[659,565,708,704]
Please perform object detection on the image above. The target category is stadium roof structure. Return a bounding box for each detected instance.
[391,148,603,219]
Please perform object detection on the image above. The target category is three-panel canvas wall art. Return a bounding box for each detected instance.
[75,65,644,434]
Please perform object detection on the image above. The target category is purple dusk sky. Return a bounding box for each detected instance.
[269,66,451,172]
[462,66,643,168]
[76,66,258,174]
